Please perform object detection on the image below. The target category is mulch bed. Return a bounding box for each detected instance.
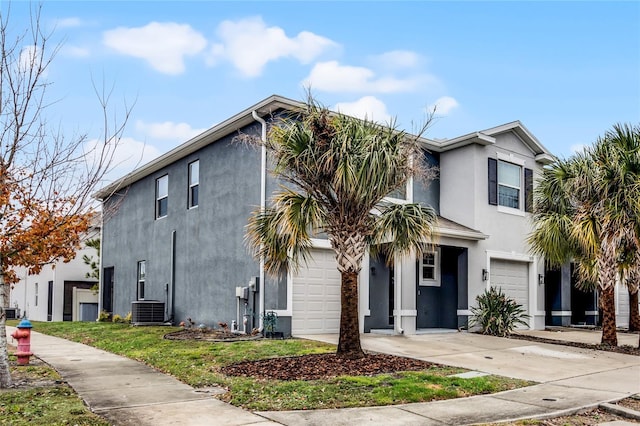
[223,353,435,380]
[164,328,262,342]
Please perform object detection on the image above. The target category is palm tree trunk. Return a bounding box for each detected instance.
[337,271,364,359]
[629,288,640,333]
[599,285,618,346]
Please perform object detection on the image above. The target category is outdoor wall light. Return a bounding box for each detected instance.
[482,268,488,281]
[370,266,376,276]
[538,274,545,285]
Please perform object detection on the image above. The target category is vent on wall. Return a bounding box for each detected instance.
[131,300,165,325]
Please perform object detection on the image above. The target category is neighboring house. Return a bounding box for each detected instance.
[94,95,633,336]
[8,228,100,322]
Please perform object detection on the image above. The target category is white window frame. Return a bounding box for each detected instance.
[156,175,168,219]
[496,152,526,216]
[419,248,440,287]
[188,160,199,209]
[137,260,146,301]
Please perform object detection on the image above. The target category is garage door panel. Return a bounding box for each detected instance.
[490,259,529,314]
[292,248,342,334]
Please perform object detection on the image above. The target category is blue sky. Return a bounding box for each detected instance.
[5,1,639,179]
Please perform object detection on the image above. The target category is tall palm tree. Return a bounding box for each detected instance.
[529,123,640,346]
[246,100,437,359]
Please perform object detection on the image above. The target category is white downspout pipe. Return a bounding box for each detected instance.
[252,110,267,331]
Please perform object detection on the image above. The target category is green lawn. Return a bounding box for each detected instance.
[1,352,110,426]
[9,321,532,410]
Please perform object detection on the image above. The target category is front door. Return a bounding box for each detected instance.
[47,281,53,321]
[416,247,459,329]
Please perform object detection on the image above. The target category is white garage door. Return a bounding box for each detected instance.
[490,259,529,314]
[292,248,341,335]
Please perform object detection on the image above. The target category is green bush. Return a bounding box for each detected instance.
[112,314,124,323]
[98,310,111,322]
[469,287,529,337]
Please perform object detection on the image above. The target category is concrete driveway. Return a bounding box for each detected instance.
[297,331,640,389]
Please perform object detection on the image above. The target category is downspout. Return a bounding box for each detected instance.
[98,221,104,316]
[252,110,267,331]
[170,230,176,324]
[395,259,404,334]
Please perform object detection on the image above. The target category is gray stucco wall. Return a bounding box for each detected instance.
[102,123,264,327]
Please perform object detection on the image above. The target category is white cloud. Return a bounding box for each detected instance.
[135,120,206,141]
[103,22,207,75]
[304,61,431,93]
[428,96,459,115]
[62,45,90,58]
[56,17,83,28]
[207,17,338,77]
[86,137,162,179]
[371,50,422,69]
[334,96,391,124]
[570,143,586,154]
[19,45,46,77]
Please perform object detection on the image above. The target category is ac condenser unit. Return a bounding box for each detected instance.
[131,300,165,325]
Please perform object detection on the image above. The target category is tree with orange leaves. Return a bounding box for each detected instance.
[0,4,131,388]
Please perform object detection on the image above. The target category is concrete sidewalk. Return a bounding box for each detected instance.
[8,326,277,426]
[8,326,640,425]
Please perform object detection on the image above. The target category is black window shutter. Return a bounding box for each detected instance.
[488,158,498,205]
[524,168,533,212]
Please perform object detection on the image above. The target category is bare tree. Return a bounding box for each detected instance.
[0,4,131,388]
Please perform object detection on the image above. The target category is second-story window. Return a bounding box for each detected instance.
[188,160,199,208]
[497,160,521,209]
[156,175,168,219]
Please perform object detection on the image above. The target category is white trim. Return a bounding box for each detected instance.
[551,311,573,316]
[585,310,599,316]
[382,196,410,205]
[497,151,526,166]
[434,227,489,241]
[497,205,526,217]
[310,238,332,249]
[486,250,534,263]
[393,309,417,316]
[457,309,472,316]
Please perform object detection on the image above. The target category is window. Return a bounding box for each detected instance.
[488,157,534,213]
[420,250,440,286]
[137,261,146,300]
[188,160,199,208]
[156,175,168,218]
[34,283,39,306]
[498,160,521,209]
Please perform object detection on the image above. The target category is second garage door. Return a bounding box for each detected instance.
[490,259,530,316]
[291,248,341,335]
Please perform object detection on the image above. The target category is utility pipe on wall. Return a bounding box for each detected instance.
[395,258,404,334]
[252,110,267,332]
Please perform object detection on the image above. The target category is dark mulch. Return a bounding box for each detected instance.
[223,353,435,381]
[510,332,640,356]
[164,328,262,342]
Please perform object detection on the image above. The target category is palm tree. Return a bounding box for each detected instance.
[246,100,437,359]
[529,123,640,346]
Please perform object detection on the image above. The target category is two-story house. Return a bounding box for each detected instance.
[94,95,567,336]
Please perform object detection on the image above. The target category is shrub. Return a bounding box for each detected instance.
[98,310,111,322]
[112,314,124,323]
[124,312,132,323]
[469,287,529,337]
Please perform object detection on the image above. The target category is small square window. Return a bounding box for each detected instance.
[156,175,168,219]
[420,250,440,286]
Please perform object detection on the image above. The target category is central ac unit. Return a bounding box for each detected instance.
[131,300,165,325]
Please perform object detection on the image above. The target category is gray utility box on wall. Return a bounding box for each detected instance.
[131,300,165,325]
